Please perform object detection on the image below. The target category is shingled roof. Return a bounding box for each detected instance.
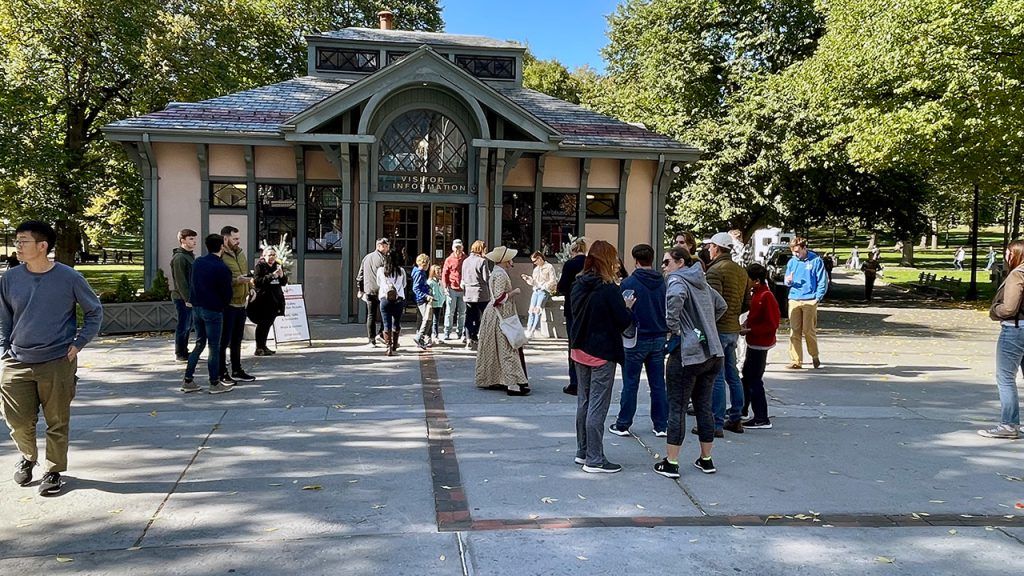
[308,28,523,50]
[105,76,692,152]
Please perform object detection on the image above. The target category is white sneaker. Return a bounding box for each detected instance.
[978,424,1020,439]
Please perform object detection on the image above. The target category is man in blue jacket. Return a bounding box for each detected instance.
[783,237,828,369]
[609,244,668,437]
[183,234,235,394]
[557,237,588,395]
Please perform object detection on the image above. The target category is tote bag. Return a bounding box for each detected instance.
[500,314,528,349]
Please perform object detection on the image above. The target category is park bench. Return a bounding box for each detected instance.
[909,272,961,299]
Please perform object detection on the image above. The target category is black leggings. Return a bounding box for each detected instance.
[255,321,273,350]
[666,353,721,445]
[742,348,769,421]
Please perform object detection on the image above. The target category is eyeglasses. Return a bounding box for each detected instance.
[13,240,40,247]
[662,259,671,266]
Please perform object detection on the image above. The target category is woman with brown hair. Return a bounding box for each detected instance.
[569,240,636,473]
[461,240,490,349]
[982,240,1024,439]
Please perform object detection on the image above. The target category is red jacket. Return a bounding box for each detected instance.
[442,252,466,291]
[745,283,780,348]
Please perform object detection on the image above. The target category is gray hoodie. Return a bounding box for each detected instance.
[666,264,727,366]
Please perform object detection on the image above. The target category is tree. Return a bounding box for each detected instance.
[0,0,443,265]
[522,52,581,104]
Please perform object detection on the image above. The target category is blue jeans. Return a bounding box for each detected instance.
[527,288,550,332]
[712,332,743,428]
[173,298,193,358]
[614,337,668,431]
[186,307,223,383]
[995,325,1024,425]
[445,290,466,337]
[380,298,404,332]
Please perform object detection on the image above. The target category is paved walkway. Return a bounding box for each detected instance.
[2,270,1023,574]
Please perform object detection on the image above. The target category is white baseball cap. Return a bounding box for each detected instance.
[709,232,734,249]
[452,239,464,249]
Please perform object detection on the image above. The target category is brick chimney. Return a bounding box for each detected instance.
[378,10,395,30]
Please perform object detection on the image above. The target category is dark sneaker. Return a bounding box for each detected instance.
[38,471,63,495]
[742,418,773,429]
[562,385,578,396]
[415,337,429,350]
[654,458,680,478]
[723,420,744,434]
[785,363,802,370]
[369,338,378,348]
[582,461,622,474]
[175,355,189,363]
[232,370,256,382]
[812,357,821,369]
[574,456,586,465]
[608,424,631,437]
[691,427,725,438]
[220,373,235,385]
[693,457,716,474]
[978,424,1020,439]
[208,382,232,395]
[653,429,668,438]
[254,348,268,356]
[506,386,531,396]
[180,378,201,393]
[14,458,35,486]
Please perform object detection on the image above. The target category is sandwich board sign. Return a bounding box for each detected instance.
[273,284,311,345]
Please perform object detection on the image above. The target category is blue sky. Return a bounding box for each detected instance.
[441,0,622,71]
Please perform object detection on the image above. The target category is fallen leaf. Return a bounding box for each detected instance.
[948,529,957,535]
[1016,503,1024,510]
[576,556,588,561]
[876,556,895,564]
[268,483,283,487]
[18,497,32,503]
[108,509,123,514]
[636,504,646,510]
[347,479,359,483]
[372,504,387,509]
[264,527,279,532]
[689,539,699,543]
[929,500,945,504]
[301,485,323,491]
[577,494,587,500]
[149,411,158,417]
[15,523,31,528]
[126,546,141,551]
[56,556,74,563]
[528,514,540,520]
[439,555,446,561]
[541,497,558,504]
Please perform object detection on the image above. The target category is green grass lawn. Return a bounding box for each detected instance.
[808,226,1005,303]
[78,263,144,295]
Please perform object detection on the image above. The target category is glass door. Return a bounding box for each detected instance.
[431,205,467,261]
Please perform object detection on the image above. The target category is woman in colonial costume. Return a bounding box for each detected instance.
[475,246,530,396]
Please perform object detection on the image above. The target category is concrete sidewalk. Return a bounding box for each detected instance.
[2,270,1023,575]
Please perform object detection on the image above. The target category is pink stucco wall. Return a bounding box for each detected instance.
[303,259,342,316]
[306,149,339,181]
[155,143,201,276]
[255,147,296,180]
[542,156,580,189]
[588,159,620,189]
[209,145,245,177]
[505,157,535,188]
[624,160,656,253]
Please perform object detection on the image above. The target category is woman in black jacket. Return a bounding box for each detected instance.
[569,240,636,473]
[248,247,287,356]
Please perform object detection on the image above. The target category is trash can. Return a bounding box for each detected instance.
[772,282,789,319]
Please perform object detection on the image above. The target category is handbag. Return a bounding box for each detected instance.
[500,313,528,349]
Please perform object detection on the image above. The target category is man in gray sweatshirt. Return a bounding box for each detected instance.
[0,221,102,495]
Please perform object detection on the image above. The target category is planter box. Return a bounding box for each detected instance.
[544,296,567,339]
[101,301,178,335]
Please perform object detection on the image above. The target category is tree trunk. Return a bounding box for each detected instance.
[901,240,914,266]
[867,232,877,250]
[54,220,81,266]
[1013,193,1022,240]
[930,219,939,250]
[919,235,927,248]
[967,183,980,300]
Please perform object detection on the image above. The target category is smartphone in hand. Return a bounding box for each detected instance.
[622,289,635,300]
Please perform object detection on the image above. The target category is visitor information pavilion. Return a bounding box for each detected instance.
[104,13,700,319]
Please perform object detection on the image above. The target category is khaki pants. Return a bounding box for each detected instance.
[0,356,77,472]
[788,299,819,365]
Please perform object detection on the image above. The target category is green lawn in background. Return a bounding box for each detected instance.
[78,264,144,295]
[807,226,1005,303]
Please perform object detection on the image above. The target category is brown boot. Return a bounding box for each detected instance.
[382,330,392,353]
[390,330,400,353]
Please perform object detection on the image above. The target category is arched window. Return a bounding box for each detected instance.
[378,109,468,194]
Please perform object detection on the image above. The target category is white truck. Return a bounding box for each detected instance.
[751,228,796,264]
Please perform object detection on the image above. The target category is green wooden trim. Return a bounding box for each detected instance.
[105,129,291,147]
[339,143,354,321]
[532,154,545,252]
[656,160,676,253]
[476,147,489,245]
[549,148,701,161]
[472,138,552,150]
[140,135,158,288]
[357,143,370,324]
[577,158,591,242]
[502,150,524,185]
[493,148,506,247]
[284,133,376,144]
[294,146,306,284]
[618,160,631,256]
[197,144,210,246]
[245,145,257,264]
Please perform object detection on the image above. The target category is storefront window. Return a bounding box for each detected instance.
[306,185,343,252]
[257,184,297,249]
[501,191,534,254]
[210,182,246,208]
[586,192,619,219]
[540,192,578,257]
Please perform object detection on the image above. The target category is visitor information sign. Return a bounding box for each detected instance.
[273,284,311,345]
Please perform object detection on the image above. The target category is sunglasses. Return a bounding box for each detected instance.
[662,259,671,265]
